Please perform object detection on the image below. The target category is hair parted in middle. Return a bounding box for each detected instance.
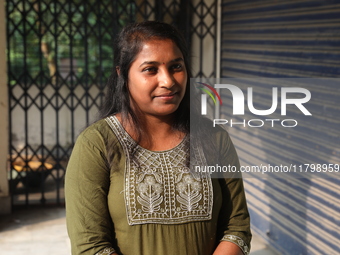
[98,21,193,144]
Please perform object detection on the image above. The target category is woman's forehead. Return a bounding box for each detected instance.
[133,39,184,63]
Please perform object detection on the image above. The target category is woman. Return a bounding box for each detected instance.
[65,21,251,255]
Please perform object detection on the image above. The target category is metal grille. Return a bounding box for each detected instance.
[220,1,340,254]
[6,0,217,206]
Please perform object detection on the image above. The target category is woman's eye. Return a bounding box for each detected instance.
[171,64,183,71]
[143,67,157,73]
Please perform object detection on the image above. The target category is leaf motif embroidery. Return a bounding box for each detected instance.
[174,171,184,183]
[153,172,162,183]
[137,175,163,213]
[136,172,146,183]
[176,175,202,211]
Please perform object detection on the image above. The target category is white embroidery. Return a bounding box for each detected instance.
[137,175,163,213]
[95,247,116,255]
[106,116,213,225]
[176,175,202,211]
[221,235,249,255]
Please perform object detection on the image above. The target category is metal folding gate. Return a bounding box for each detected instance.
[6,0,218,207]
[220,1,340,254]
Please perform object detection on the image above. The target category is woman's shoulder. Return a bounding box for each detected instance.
[195,116,232,140]
[76,116,119,147]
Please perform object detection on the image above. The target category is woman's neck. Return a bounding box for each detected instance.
[116,112,185,151]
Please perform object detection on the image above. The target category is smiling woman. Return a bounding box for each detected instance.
[127,39,187,120]
[65,21,251,255]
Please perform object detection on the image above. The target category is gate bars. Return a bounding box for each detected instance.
[6,0,217,206]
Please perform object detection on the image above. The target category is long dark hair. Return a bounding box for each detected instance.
[98,21,193,144]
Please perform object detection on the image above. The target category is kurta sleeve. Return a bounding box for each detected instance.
[214,127,252,255]
[65,127,116,255]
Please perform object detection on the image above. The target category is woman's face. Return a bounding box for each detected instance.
[127,39,187,118]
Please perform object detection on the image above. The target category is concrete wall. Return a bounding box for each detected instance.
[0,0,11,214]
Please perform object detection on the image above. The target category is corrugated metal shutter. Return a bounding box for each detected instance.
[220,1,340,255]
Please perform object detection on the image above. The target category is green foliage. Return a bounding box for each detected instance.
[7,0,135,85]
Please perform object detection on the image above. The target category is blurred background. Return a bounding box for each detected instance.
[0,0,339,254]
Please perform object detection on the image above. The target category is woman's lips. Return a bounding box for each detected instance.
[155,92,177,99]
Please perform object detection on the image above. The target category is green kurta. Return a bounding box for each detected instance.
[65,116,251,255]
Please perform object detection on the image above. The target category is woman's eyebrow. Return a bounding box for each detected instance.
[170,57,184,63]
[139,58,184,67]
[139,61,159,67]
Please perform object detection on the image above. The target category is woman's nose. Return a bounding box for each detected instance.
[159,69,175,88]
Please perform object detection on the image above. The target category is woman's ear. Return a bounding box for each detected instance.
[116,66,120,75]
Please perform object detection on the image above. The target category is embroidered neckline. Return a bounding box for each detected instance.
[110,115,188,153]
[105,115,213,225]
